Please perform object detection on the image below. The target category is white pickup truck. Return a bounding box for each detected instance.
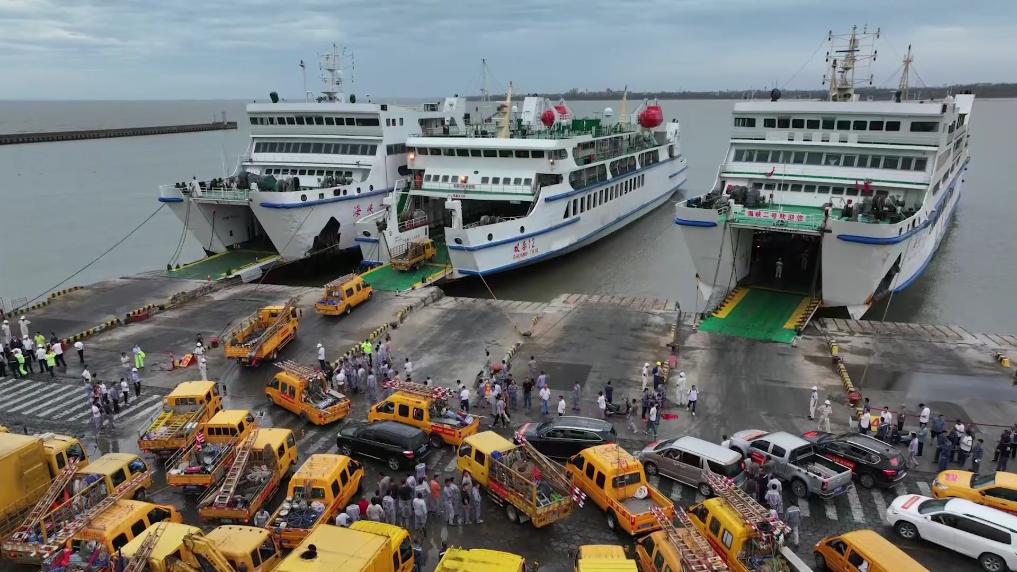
[728,430,853,499]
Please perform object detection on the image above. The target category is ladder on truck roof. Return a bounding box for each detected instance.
[703,471,790,539]
[205,429,259,508]
[2,470,151,560]
[650,506,729,572]
[513,431,586,507]
[381,380,454,402]
[276,360,324,382]
[121,522,167,572]
[4,458,80,544]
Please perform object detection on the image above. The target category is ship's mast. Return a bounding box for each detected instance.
[497,82,513,139]
[618,85,629,125]
[319,44,349,103]
[824,25,878,102]
[480,59,489,104]
[898,44,913,101]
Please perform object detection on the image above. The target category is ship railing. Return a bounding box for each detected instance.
[414,181,536,196]
[161,184,251,203]
[398,215,429,232]
[464,215,524,229]
[414,121,637,140]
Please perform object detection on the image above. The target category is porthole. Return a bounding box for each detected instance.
[318,193,325,199]
[300,194,307,201]
[362,231,371,237]
[333,190,340,197]
[454,237,463,245]
[369,185,374,191]
[487,233,493,241]
[357,187,362,194]
[519,226,525,233]
[343,189,348,196]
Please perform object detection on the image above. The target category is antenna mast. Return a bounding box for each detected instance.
[319,43,349,103]
[898,44,913,101]
[480,59,489,103]
[823,25,879,102]
[497,82,513,139]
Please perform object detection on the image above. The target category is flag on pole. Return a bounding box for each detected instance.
[299,59,305,69]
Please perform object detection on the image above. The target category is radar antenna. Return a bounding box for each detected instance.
[319,44,352,103]
[897,44,914,102]
[823,25,879,102]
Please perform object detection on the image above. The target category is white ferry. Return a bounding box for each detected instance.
[674,29,973,319]
[354,89,687,278]
[158,46,467,263]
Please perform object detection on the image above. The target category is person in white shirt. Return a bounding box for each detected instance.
[120,378,130,406]
[641,363,650,391]
[194,342,204,357]
[539,386,551,415]
[404,358,413,378]
[1,319,10,344]
[317,343,326,370]
[335,511,350,527]
[687,385,699,416]
[918,403,931,428]
[675,371,687,406]
[557,396,567,416]
[81,366,92,384]
[52,340,65,368]
[198,355,208,380]
[460,387,470,412]
[18,316,31,339]
[646,403,659,438]
[958,431,974,466]
[35,346,47,374]
[808,386,819,420]
[74,340,85,364]
[596,391,607,418]
[954,419,966,435]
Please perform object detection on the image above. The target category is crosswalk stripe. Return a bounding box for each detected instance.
[795,497,810,518]
[111,396,166,426]
[51,399,90,420]
[870,488,889,522]
[0,382,53,410]
[916,481,932,496]
[823,498,837,520]
[846,487,865,521]
[12,389,82,415]
[0,380,49,403]
[306,428,335,455]
[0,378,22,391]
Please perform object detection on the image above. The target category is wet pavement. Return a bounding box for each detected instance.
[3,281,1012,571]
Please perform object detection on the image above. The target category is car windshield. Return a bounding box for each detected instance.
[916,498,949,514]
[971,474,995,488]
[707,460,743,477]
[654,440,677,451]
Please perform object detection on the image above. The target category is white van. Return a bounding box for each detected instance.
[887,494,1017,572]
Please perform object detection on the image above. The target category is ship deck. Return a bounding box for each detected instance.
[165,248,278,281]
[698,287,812,343]
[361,238,452,292]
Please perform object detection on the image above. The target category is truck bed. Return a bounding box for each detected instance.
[620,496,667,514]
[795,455,851,480]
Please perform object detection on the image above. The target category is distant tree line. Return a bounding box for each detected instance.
[470,83,1017,101]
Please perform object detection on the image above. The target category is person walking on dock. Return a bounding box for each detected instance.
[382,490,396,524]
[442,479,458,526]
[120,378,129,406]
[817,400,832,432]
[18,316,31,339]
[71,340,84,364]
[493,396,509,427]
[522,377,533,410]
[539,385,551,415]
[507,378,518,410]
[412,492,428,534]
[131,367,141,397]
[120,351,131,377]
[397,479,413,529]
[907,432,919,468]
[808,386,819,420]
[687,385,699,416]
[597,391,607,419]
[1,320,10,344]
[22,336,35,373]
[459,385,470,413]
[646,402,659,438]
[775,258,783,280]
[45,347,56,378]
[959,431,973,467]
[674,371,687,406]
[132,344,145,369]
[641,363,650,391]
[604,381,614,405]
[36,344,48,376]
[366,371,378,403]
[317,343,327,371]
[918,403,930,428]
[557,395,567,417]
[197,355,208,380]
[938,436,953,471]
[972,438,984,474]
[471,481,483,524]
[90,401,102,433]
[572,381,581,412]
[528,356,538,382]
[52,339,65,369]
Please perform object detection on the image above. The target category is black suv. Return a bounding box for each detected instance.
[337,421,432,471]
[515,416,616,458]
[802,430,907,488]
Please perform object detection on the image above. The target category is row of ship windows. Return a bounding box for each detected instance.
[253,142,379,155]
[422,173,534,187]
[734,149,929,172]
[386,143,407,155]
[563,174,645,219]
[760,182,862,196]
[384,118,405,127]
[734,116,940,133]
[250,115,381,127]
[264,168,354,178]
[411,147,568,160]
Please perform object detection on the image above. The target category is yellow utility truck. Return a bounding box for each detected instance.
[314,274,373,316]
[138,381,223,457]
[223,300,300,366]
[165,409,257,492]
[266,361,351,425]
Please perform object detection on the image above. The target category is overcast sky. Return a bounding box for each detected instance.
[1,0,1012,100]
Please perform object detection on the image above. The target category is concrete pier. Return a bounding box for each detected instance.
[2,277,1012,571]
[0,121,237,145]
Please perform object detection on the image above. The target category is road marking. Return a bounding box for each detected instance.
[14,390,83,416]
[846,487,865,521]
[103,395,165,425]
[0,382,53,410]
[823,498,837,520]
[0,378,22,391]
[795,497,810,518]
[916,481,932,496]
[443,451,458,474]
[870,488,889,523]
[0,380,49,404]
[51,400,90,420]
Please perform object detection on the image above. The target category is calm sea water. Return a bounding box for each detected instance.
[1,98,1014,332]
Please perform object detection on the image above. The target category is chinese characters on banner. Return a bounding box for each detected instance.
[512,238,538,260]
[743,209,807,223]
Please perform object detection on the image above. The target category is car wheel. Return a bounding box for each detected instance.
[698,483,713,497]
[894,521,919,540]
[859,473,876,489]
[338,444,352,456]
[606,511,618,531]
[506,504,519,524]
[345,305,352,315]
[387,457,402,471]
[430,434,444,448]
[813,552,827,571]
[644,462,658,476]
[790,479,808,499]
[979,553,1007,572]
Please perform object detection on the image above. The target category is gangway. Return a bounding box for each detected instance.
[650,506,729,572]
